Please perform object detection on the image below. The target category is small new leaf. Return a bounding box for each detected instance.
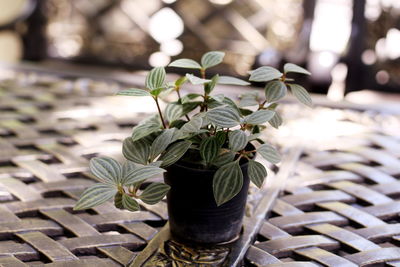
[146,67,166,90]
[122,194,140,212]
[284,63,311,75]
[248,160,267,188]
[257,144,281,164]
[116,89,150,96]
[74,183,117,210]
[89,157,121,184]
[213,161,243,206]
[289,84,313,107]
[265,81,287,103]
[186,74,211,85]
[200,137,219,164]
[169,59,202,69]
[160,140,192,167]
[228,130,247,152]
[140,182,170,205]
[201,51,225,69]
[244,110,275,125]
[249,66,282,82]
[114,192,123,209]
[123,138,150,165]
[205,74,219,94]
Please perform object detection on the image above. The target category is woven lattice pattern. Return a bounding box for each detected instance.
[247,115,400,266]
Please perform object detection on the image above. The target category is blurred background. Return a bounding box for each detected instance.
[0,0,399,102]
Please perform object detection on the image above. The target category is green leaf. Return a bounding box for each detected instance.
[123,165,165,185]
[122,138,150,165]
[212,151,235,167]
[122,194,140,212]
[248,160,267,188]
[181,93,202,104]
[121,161,137,179]
[257,144,281,164]
[165,103,183,123]
[175,76,188,87]
[182,101,201,115]
[114,192,123,209]
[160,140,192,167]
[90,157,121,184]
[131,115,161,141]
[218,76,250,86]
[150,87,164,97]
[186,74,211,85]
[74,183,117,210]
[146,67,166,90]
[289,84,313,107]
[200,137,219,164]
[169,59,202,69]
[116,89,150,96]
[206,106,240,128]
[269,112,283,128]
[213,161,243,206]
[205,74,219,94]
[265,81,287,103]
[215,131,227,146]
[140,182,170,204]
[180,116,203,133]
[201,51,225,69]
[150,128,176,160]
[284,63,311,75]
[228,130,248,151]
[244,110,275,125]
[249,66,282,82]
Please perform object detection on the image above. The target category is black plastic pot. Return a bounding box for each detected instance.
[164,160,250,245]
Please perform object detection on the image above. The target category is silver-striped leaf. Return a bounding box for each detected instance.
[265,81,287,103]
[114,192,123,209]
[74,183,117,210]
[160,140,192,167]
[284,63,311,75]
[228,130,247,152]
[145,67,166,90]
[122,194,140,212]
[244,110,275,125]
[248,160,267,188]
[289,84,313,107]
[180,116,203,133]
[122,138,150,165]
[206,106,240,128]
[213,161,243,206]
[201,51,225,69]
[200,137,219,164]
[123,165,166,185]
[150,128,176,160]
[205,74,219,94]
[249,66,282,82]
[169,59,202,69]
[269,112,283,129]
[218,76,250,86]
[212,151,235,167]
[89,157,121,184]
[257,144,281,164]
[116,89,150,96]
[121,161,137,180]
[140,182,170,205]
[131,115,161,141]
[165,103,182,123]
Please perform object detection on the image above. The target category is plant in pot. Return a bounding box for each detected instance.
[73,51,312,245]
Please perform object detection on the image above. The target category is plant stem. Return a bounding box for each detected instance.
[176,89,190,120]
[154,97,167,128]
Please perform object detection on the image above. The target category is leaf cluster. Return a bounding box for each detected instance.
[75,51,312,210]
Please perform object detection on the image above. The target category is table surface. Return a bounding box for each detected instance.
[0,64,399,267]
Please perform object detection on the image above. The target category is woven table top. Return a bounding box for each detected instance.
[0,65,399,266]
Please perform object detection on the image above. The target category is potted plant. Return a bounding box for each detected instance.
[73,51,312,244]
